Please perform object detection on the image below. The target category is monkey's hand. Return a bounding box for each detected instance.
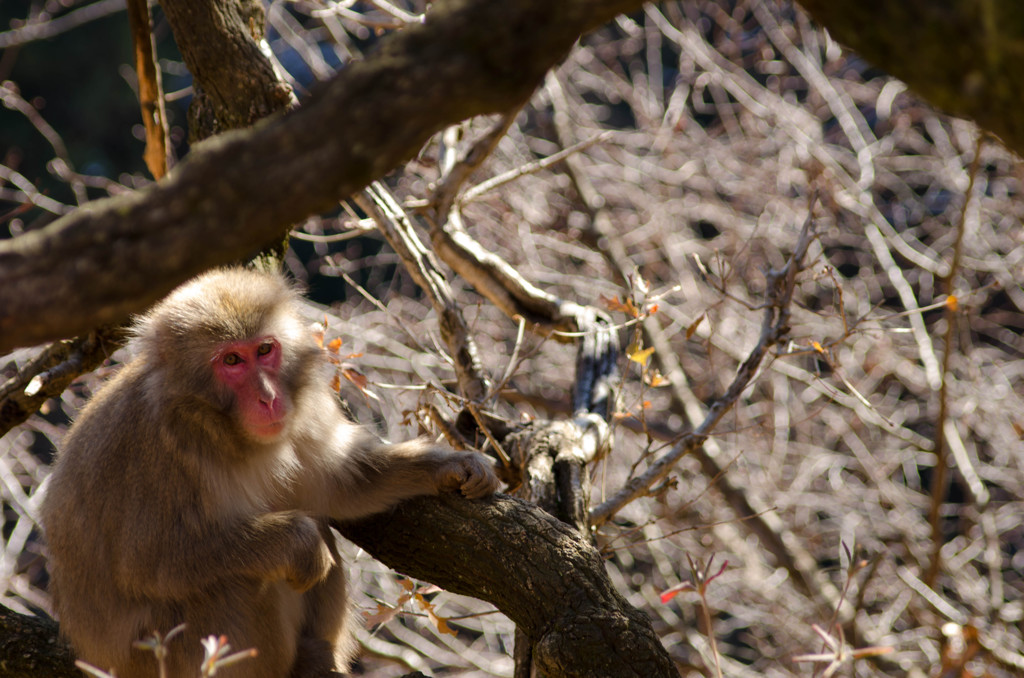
[281,512,336,592]
[434,452,500,499]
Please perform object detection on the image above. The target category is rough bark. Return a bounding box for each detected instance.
[158,0,294,137]
[5,0,1023,351]
[797,0,1024,153]
[338,494,677,678]
[0,495,676,678]
[0,326,128,437]
[0,608,78,678]
[0,0,646,355]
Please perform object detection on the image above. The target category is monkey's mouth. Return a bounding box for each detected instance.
[250,421,286,440]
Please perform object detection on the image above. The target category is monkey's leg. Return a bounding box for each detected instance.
[290,559,355,678]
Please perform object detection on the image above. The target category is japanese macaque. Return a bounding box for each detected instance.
[40,268,499,678]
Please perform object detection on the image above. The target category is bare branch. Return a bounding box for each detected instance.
[125,0,171,180]
[0,0,649,354]
[590,216,817,524]
[0,0,125,49]
[0,326,128,437]
[357,183,493,403]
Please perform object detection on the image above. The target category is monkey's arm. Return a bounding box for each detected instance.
[303,432,499,521]
[115,510,333,599]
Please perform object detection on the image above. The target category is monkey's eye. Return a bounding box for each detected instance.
[223,353,243,366]
[257,342,274,356]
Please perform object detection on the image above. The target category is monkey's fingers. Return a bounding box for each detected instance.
[458,459,499,499]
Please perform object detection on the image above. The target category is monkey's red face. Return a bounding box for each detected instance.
[212,336,290,441]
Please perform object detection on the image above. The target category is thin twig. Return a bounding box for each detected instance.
[460,131,613,205]
[590,215,815,523]
[0,0,126,49]
[923,131,983,587]
[433,105,525,221]
[0,84,86,204]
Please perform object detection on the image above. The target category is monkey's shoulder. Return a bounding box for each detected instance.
[59,362,168,468]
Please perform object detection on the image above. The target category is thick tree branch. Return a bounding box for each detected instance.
[0,0,646,355]
[0,326,127,437]
[0,494,677,678]
[338,494,676,678]
[0,609,77,678]
[797,0,1024,156]
[160,0,294,136]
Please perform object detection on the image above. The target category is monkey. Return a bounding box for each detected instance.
[40,267,499,678]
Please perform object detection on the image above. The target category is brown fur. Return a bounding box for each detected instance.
[41,268,498,678]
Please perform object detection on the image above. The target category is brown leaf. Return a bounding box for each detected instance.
[685,314,705,339]
[600,294,640,317]
[363,603,401,629]
[342,366,369,391]
[415,593,458,637]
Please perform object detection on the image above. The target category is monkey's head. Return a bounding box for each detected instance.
[134,268,318,443]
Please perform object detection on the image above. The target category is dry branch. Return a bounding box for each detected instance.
[338,493,677,678]
[0,0,647,354]
[590,217,817,526]
[125,0,170,180]
[0,327,128,437]
[798,0,1024,157]
[357,183,493,403]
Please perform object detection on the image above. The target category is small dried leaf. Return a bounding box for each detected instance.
[945,294,958,311]
[644,368,669,387]
[330,374,341,393]
[600,294,640,317]
[628,346,656,366]
[342,367,375,397]
[431,615,458,637]
[415,593,458,637]
[363,603,401,629]
[685,314,705,340]
[311,318,327,349]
